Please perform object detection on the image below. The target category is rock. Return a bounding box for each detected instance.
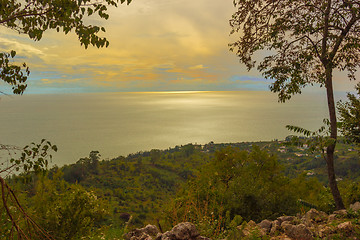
[195,237,211,240]
[125,225,159,240]
[280,221,292,229]
[277,216,295,223]
[270,236,292,240]
[240,220,266,237]
[270,220,281,235]
[157,222,210,240]
[318,225,333,238]
[143,225,159,236]
[258,219,272,233]
[131,234,153,240]
[328,214,336,222]
[337,221,354,233]
[305,208,327,223]
[350,202,360,212]
[333,209,347,216]
[283,224,313,240]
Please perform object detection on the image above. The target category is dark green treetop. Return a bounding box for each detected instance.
[230,0,360,210]
[338,83,360,144]
[230,0,360,102]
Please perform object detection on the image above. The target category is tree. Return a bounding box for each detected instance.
[0,0,132,95]
[33,171,108,240]
[338,82,360,144]
[0,0,132,237]
[230,0,360,210]
[0,140,57,239]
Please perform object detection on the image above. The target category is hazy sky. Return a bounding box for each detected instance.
[0,0,358,94]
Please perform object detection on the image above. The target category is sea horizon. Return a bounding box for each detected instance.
[0,90,346,166]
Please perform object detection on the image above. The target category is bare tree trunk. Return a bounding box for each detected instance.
[325,67,345,210]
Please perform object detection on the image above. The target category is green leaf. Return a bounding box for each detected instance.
[10,50,16,58]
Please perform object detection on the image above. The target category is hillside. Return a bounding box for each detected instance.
[3,139,360,239]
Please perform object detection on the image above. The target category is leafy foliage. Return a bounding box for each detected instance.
[285,119,336,159]
[0,140,57,239]
[164,146,299,238]
[338,83,360,144]
[229,0,360,210]
[4,141,360,239]
[0,0,132,94]
[230,0,360,102]
[0,51,29,95]
[32,171,108,240]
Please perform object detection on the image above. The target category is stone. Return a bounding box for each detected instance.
[270,220,281,235]
[305,208,327,223]
[258,219,272,233]
[277,216,295,223]
[333,209,347,216]
[129,233,152,240]
[125,225,159,240]
[337,221,354,233]
[195,237,211,240]
[171,222,199,239]
[270,236,292,240]
[158,222,208,240]
[318,226,333,238]
[240,220,266,237]
[350,202,360,212]
[328,214,336,222]
[280,221,292,229]
[283,224,313,240]
[143,225,159,236]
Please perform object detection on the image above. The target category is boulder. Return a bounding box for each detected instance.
[270,220,281,235]
[305,208,327,223]
[337,221,354,233]
[277,216,295,223]
[350,202,360,212]
[124,225,159,240]
[258,219,272,233]
[333,209,347,216]
[318,225,333,238]
[327,214,336,222]
[156,222,210,240]
[280,221,292,229]
[283,223,313,240]
[239,220,266,237]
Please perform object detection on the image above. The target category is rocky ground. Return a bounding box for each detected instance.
[125,202,360,240]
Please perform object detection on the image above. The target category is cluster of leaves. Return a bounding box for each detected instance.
[230,0,360,102]
[285,119,335,160]
[58,144,211,227]
[10,139,57,174]
[164,146,300,238]
[338,83,360,144]
[0,0,132,46]
[0,139,57,239]
[0,51,29,94]
[3,140,360,239]
[1,170,109,240]
[0,0,132,94]
[31,171,108,239]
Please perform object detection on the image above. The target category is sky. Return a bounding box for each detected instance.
[0,0,358,94]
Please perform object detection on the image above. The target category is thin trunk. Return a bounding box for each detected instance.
[325,67,345,210]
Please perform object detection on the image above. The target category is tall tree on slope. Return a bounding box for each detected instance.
[230,0,360,210]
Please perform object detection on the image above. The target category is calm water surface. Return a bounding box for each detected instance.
[0,91,334,165]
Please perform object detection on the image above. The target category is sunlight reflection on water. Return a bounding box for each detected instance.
[0,91,337,165]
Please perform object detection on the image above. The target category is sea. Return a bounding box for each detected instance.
[0,90,342,166]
